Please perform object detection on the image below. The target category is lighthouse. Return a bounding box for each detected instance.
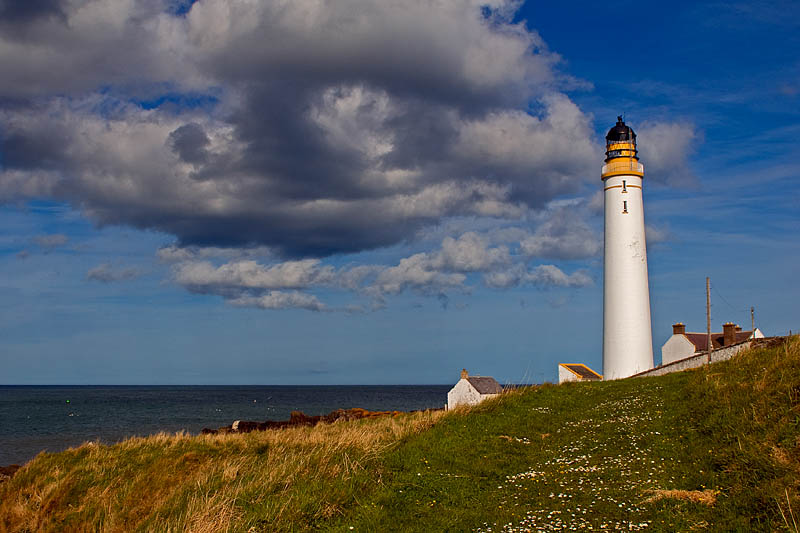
[602,117,654,379]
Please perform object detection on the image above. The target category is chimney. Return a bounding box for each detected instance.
[735,325,742,332]
[723,322,737,346]
[672,322,686,335]
[460,368,468,379]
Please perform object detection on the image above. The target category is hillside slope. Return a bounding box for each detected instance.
[328,336,800,532]
[1,337,798,532]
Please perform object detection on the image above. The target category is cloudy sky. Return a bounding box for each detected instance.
[1,0,798,384]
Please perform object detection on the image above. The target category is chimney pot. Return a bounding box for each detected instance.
[460,368,468,379]
[723,322,737,346]
[672,322,686,335]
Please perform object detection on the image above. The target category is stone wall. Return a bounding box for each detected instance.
[633,340,753,378]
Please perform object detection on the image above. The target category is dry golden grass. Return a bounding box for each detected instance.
[0,409,445,533]
[643,489,720,506]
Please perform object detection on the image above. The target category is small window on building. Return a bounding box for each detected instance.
[622,200,628,214]
[622,180,627,193]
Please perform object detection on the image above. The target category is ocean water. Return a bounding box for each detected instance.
[0,385,450,466]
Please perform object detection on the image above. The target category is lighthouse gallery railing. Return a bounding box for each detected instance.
[601,161,644,175]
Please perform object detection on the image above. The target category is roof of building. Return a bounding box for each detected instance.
[684,331,753,352]
[466,376,503,395]
[559,363,603,380]
[606,116,636,142]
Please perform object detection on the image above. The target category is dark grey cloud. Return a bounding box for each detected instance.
[168,123,210,164]
[0,0,610,258]
[0,0,64,24]
[0,120,71,170]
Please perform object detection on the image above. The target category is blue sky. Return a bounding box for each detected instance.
[0,0,798,384]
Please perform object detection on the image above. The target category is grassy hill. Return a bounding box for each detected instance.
[1,336,798,532]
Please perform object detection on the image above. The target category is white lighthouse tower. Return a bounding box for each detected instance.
[602,117,654,379]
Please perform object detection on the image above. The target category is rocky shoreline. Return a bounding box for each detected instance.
[0,407,441,482]
[0,464,20,483]
[201,406,439,434]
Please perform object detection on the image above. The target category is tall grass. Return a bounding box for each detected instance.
[683,336,800,529]
[2,337,798,532]
[0,410,443,532]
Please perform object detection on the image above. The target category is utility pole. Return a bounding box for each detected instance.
[706,277,712,364]
[751,306,755,334]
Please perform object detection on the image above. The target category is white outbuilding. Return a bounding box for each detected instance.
[558,363,603,384]
[661,322,764,365]
[447,369,503,410]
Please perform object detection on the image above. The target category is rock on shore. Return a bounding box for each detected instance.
[201,407,434,435]
[0,464,20,483]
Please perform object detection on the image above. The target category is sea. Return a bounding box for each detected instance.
[0,385,450,466]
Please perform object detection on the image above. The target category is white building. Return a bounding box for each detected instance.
[661,322,764,365]
[558,363,602,384]
[447,369,503,410]
[602,117,654,380]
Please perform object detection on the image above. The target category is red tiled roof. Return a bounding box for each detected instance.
[684,331,752,352]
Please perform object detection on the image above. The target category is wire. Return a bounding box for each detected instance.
[711,283,749,313]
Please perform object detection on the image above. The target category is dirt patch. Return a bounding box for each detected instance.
[643,489,719,506]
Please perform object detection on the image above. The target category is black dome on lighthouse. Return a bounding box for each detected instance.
[606,116,636,142]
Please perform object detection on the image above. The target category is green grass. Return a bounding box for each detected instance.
[2,336,798,532]
[322,373,712,531]
[322,336,800,532]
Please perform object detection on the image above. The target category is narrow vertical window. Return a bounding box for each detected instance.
[622,200,628,214]
[622,180,627,193]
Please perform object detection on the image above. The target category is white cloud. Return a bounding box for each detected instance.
[33,233,68,251]
[86,263,141,283]
[173,259,335,291]
[645,224,672,245]
[636,121,699,187]
[336,265,384,291]
[519,207,601,260]
[228,291,326,312]
[527,264,593,287]
[156,244,273,263]
[587,190,604,214]
[483,264,526,289]
[432,232,511,272]
[484,264,592,289]
[166,229,594,310]
[373,253,466,296]
[369,231,511,296]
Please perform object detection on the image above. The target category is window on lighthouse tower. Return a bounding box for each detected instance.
[622,200,628,214]
[622,180,627,193]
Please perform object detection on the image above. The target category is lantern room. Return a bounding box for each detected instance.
[601,116,644,179]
